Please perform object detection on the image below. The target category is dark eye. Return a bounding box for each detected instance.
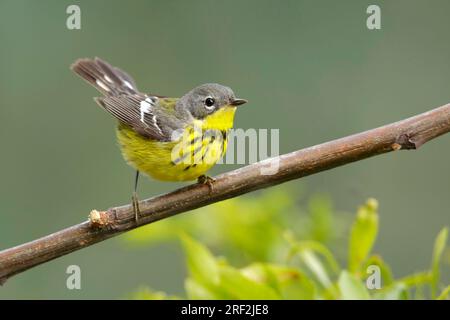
[204,97,215,109]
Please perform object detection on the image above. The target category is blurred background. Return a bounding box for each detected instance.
[0,0,449,299]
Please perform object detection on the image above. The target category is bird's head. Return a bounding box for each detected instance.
[180,83,247,123]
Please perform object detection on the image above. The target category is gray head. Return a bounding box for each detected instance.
[179,83,247,119]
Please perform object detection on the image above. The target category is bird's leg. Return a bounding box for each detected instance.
[197,174,215,193]
[132,170,141,223]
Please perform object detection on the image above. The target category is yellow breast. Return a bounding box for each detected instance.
[116,106,237,181]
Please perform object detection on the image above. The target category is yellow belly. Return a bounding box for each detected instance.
[116,124,228,181]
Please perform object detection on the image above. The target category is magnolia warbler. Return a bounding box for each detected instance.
[71,58,247,220]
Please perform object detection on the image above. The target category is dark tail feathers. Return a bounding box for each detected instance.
[71,57,138,96]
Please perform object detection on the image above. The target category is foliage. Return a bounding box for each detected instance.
[125,188,449,300]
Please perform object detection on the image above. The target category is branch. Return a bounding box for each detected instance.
[1,103,450,284]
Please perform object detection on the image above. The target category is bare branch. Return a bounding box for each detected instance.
[1,103,450,284]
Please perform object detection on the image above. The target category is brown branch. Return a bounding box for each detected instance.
[1,103,450,284]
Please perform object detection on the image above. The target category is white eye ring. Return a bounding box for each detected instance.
[204,96,215,110]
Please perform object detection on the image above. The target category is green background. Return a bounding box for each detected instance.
[0,0,449,298]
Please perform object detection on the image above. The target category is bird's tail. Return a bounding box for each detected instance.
[71,57,138,96]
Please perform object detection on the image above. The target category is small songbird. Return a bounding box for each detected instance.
[71,57,247,220]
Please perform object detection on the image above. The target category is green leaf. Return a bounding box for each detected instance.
[285,232,341,281]
[279,277,316,300]
[287,240,341,274]
[437,284,450,300]
[275,269,316,300]
[300,250,332,288]
[286,241,340,298]
[338,271,371,300]
[308,195,334,242]
[348,198,379,274]
[241,263,316,299]
[398,271,432,288]
[180,234,219,285]
[213,189,294,261]
[181,235,282,299]
[373,283,408,300]
[240,263,281,291]
[431,227,448,298]
[414,284,425,300]
[130,287,180,300]
[185,278,225,300]
[218,266,281,300]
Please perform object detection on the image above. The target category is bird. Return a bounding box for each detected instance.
[71,57,247,220]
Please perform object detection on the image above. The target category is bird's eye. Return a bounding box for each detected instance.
[204,97,215,109]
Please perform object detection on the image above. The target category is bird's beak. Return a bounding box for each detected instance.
[230,98,248,106]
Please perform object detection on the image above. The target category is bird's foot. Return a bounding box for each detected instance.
[197,175,215,193]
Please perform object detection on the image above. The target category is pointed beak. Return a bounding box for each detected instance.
[230,98,248,106]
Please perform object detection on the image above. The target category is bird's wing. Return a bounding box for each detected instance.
[71,57,180,141]
[96,94,180,141]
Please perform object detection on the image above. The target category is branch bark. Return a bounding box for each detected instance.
[1,104,450,284]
